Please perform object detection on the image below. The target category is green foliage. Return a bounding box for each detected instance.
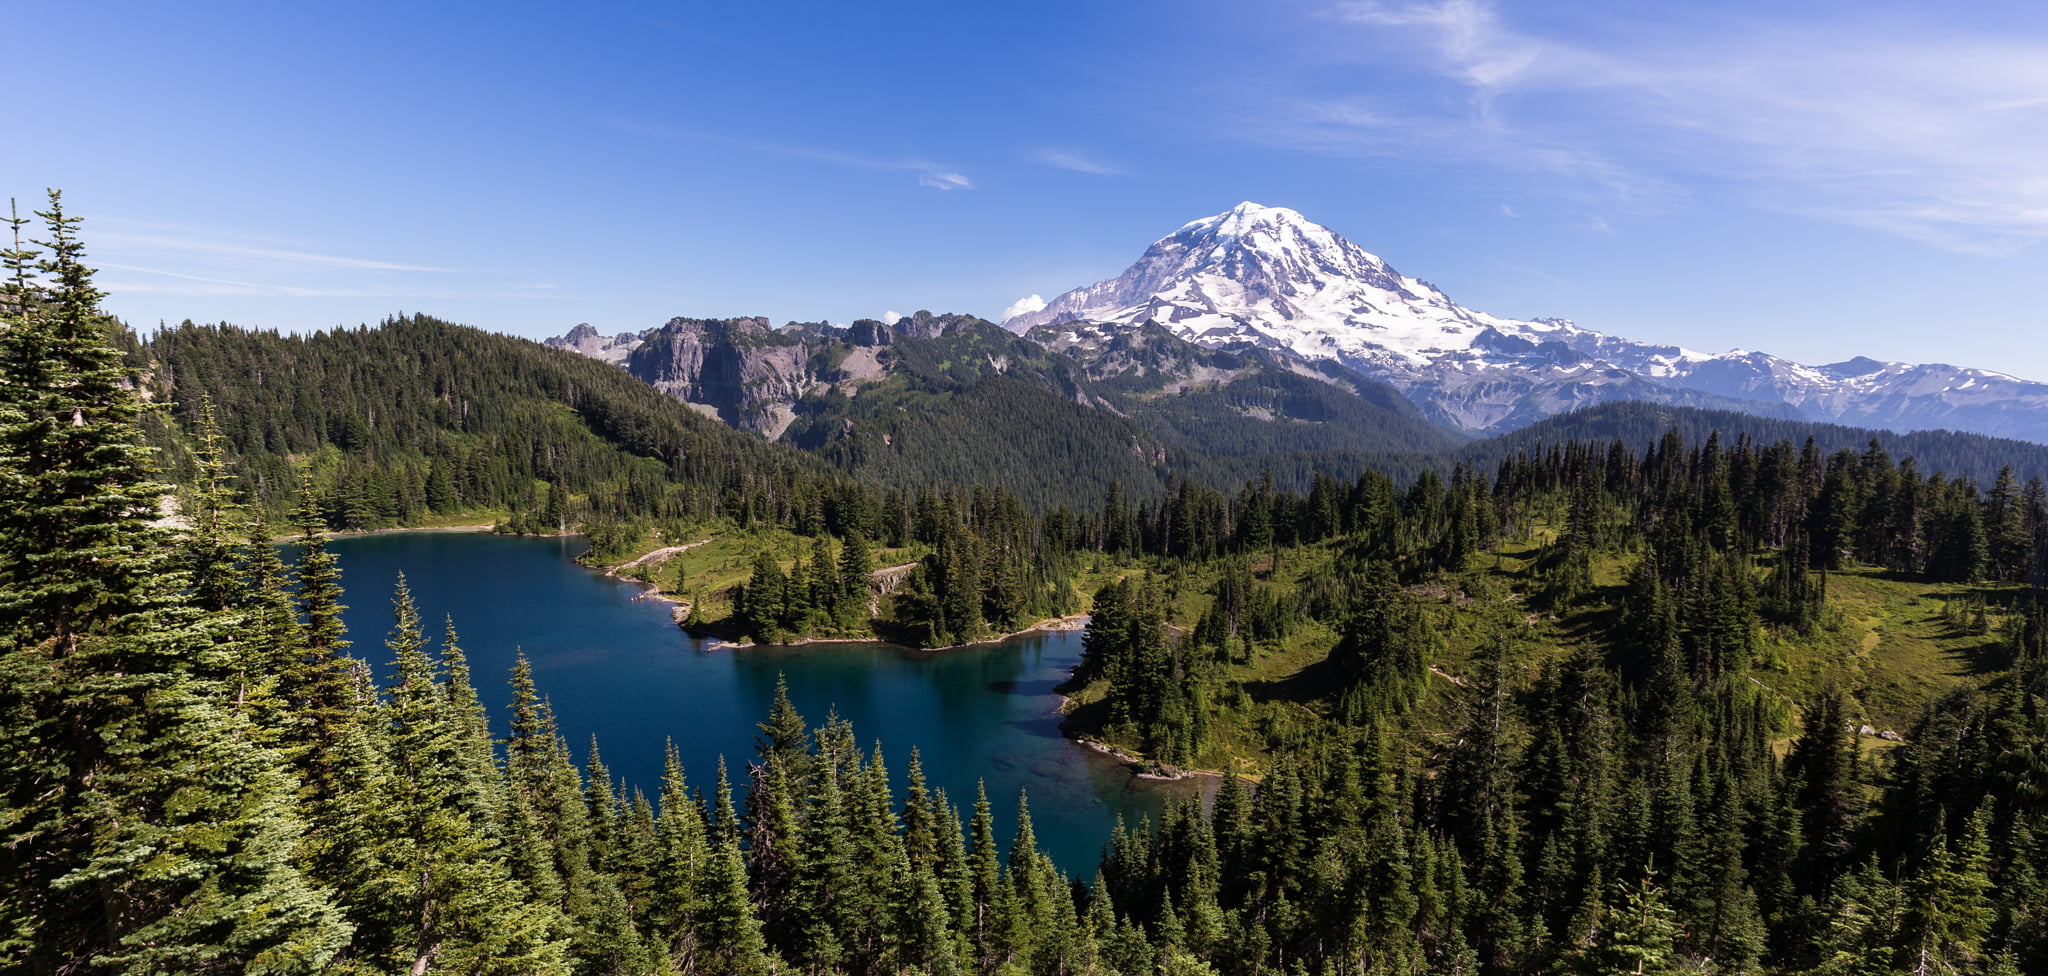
[9,200,2048,976]
[0,192,351,974]
[141,313,849,533]
[782,316,1454,507]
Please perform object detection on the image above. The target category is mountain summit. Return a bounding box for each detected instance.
[1008,203,2048,441]
[1005,201,1580,371]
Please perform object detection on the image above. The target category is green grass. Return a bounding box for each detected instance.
[1766,568,2010,731]
[594,526,932,634]
[1061,524,2022,775]
[606,515,2013,769]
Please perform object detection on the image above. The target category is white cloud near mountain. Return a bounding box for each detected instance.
[1267,1,2048,252]
[1000,294,1047,321]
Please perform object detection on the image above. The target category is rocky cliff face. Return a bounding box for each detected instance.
[620,318,815,438]
[543,323,642,365]
[542,303,1468,474]
[542,312,1019,440]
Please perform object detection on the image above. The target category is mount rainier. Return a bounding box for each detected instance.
[1005,202,2048,443]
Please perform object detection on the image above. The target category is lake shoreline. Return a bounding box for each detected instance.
[599,541,713,626]
[324,530,1176,871]
[323,522,501,539]
[1064,731,1226,783]
[589,537,1093,651]
[702,613,1093,653]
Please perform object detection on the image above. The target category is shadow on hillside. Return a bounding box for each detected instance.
[1241,654,1342,706]
[1921,620,2013,676]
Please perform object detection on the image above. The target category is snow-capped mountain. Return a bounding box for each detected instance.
[1007,202,2048,441]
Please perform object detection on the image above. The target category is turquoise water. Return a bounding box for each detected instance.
[322,531,1198,872]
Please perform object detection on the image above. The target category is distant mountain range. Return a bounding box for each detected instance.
[541,202,2048,494]
[1005,202,2048,442]
[546,310,1464,505]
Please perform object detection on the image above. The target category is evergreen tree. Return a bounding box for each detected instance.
[651,741,711,968]
[182,396,242,614]
[1902,808,1995,975]
[699,833,772,976]
[1587,877,1681,976]
[0,193,352,973]
[321,577,572,974]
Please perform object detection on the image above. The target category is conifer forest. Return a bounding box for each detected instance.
[8,194,2048,976]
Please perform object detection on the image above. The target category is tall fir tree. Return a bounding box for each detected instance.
[0,192,351,974]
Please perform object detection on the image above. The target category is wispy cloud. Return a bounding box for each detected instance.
[1033,148,1124,176]
[1247,91,1682,213]
[86,222,543,305]
[918,171,973,191]
[1495,261,1566,288]
[96,265,551,302]
[93,231,456,272]
[95,262,326,297]
[783,144,971,190]
[614,120,973,191]
[1252,1,2048,251]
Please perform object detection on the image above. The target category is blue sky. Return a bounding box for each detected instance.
[9,0,2048,378]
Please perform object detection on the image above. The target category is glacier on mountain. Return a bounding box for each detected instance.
[1006,202,2048,441]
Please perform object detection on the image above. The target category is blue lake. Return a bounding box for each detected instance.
[322,530,1199,872]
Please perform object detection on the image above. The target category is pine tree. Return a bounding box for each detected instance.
[901,847,966,976]
[1440,636,1530,970]
[902,747,939,870]
[182,396,242,614]
[286,471,357,802]
[0,191,167,640]
[1787,687,1859,897]
[437,616,503,830]
[585,739,623,875]
[968,782,1009,972]
[1589,877,1681,976]
[0,193,352,973]
[296,472,350,659]
[838,528,875,631]
[755,672,811,772]
[699,831,772,976]
[737,551,788,643]
[1903,808,1995,975]
[651,741,711,970]
[235,508,306,734]
[321,579,572,974]
[932,789,978,950]
[1003,792,1049,967]
[746,759,807,951]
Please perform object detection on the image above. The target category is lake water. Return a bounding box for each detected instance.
[322,530,1199,872]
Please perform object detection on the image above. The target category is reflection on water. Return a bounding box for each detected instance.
[325,531,1204,872]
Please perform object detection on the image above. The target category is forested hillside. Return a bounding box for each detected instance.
[562,312,1459,505]
[7,196,2048,975]
[1061,430,2048,974]
[1472,401,2048,485]
[142,315,858,533]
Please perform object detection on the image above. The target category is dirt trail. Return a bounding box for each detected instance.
[870,562,920,590]
[609,540,712,575]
